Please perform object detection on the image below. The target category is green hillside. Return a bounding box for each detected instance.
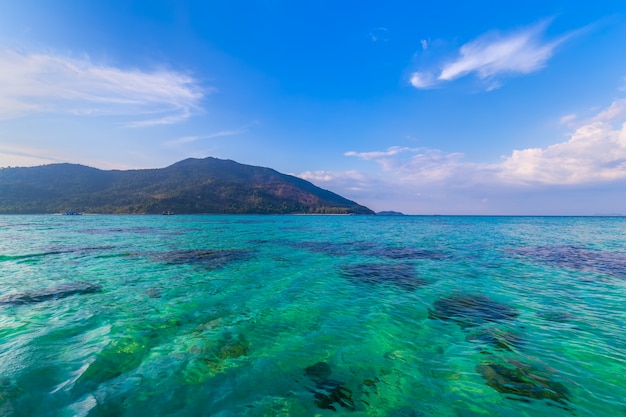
[0,157,374,215]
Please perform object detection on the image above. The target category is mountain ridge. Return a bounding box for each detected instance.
[0,157,374,215]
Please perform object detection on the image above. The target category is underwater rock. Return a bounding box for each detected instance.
[465,328,523,351]
[305,362,332,381]
[0,378,22,416]
[145,287,162,298]
[389,406,426,417]
[370,246,450,261]
[304,362,356,411]
[341,263,428,290]
[311,379,356,411]
[429,294,519,328]
[155,249,251,270]
[476,359,570,404]
[289,240,378,256]
[287,240,450,262]
[537,310,575,323]
[73,319,183,395]
[510,245,626,279]
[0,281,102,305]
[184,333,249,384]
[73,335,149,396]
[218,338,249,360]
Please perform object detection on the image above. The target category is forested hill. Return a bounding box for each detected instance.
[0,157,374,214]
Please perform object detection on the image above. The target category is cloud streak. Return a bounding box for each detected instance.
[165,128,249,147]
[0,49,206,126]
[411,20,573,90]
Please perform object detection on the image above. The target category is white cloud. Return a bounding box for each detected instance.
[498,119,626,184]
[345,146,419,170]
[591,98,626,122]
[298,170,367,183]
[165,128,248,147]
[301,99,626,214]
[344,98,626,188]
[344,146,414,160]
[346,146,489,186]
[421,39,428,50]
[411,20,573,90]
[297,170,392,205]
[409,72,437,89]
[0,49,206,126]
[0,143,134,169]
[0,144,64,167]
[560,114,577,124]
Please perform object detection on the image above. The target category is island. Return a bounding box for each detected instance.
[0,157,374,215]
[376,211,405,216]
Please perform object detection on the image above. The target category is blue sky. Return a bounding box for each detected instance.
[1,1,626,214]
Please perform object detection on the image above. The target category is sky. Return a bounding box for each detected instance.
[1,1,626,215]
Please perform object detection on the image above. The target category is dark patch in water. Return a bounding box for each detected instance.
[510,245,626,279]
[78,227,160,235]
[233,219,273,224]
[341,263,428,290]
[0,282,102,305]
[476,358,570,405]
[0,246,117,262]
[155,249,251,270]
[429,294,519,328]
[0,250,73,262]
[248,239,275,245]
[370,246,451,261]
[145,287,162,298]
[304,362,355,411]
[216,333,249,360]
[289,240,377,256]
[536,310,575,323]
[0,378,23,416]
[466,327,524,351]
[389,407,426,417]
[288,240,451,262]
[305,362,332,380]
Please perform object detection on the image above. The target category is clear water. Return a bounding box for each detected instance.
[0,215,625,416]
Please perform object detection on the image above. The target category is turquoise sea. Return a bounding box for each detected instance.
[0,215,625,416]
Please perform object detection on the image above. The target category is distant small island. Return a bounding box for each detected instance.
[0,157,374,215]
[377,211,405,216]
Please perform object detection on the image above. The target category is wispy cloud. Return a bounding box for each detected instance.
[0,143,65,167]
[346,146,489,186]
[299,169,367,182]
[0,49,206,126]
[297,170,381,196]
[165,128,249,147]
[410,20,574,90]
[344,146,415,160]
[560,114,577,125]
[591,98,626,122]
[345,146,419,170]
[0,143,135,169]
